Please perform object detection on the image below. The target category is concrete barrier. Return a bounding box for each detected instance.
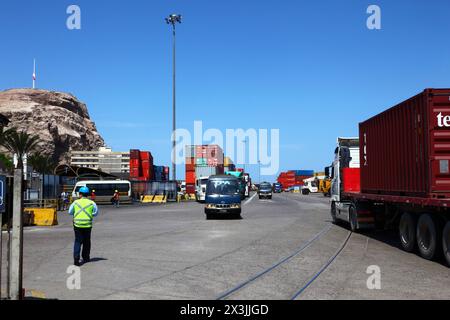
[152,195,167,204]
[141,195,155,203]
[24,208,58,226]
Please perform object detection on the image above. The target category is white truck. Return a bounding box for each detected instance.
[301,176,325,195]
[195,176,210,203]
[330,137,361,226]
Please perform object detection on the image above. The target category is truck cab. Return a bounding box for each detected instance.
[330,137,360,224]
[195,176,209,203]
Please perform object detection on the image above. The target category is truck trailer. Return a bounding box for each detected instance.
[330,89,450,266]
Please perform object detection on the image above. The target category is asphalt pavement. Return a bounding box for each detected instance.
[1,193,450,300]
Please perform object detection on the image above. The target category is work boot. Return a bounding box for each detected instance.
[74,259,81,267]
[82,257,90,264]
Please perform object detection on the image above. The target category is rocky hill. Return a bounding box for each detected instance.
[0,89,105,164]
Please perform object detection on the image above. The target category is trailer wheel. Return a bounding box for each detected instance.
[399,212,417,253]
[416,214,442,261]
[443,221,450,266]
[349,204,358,232]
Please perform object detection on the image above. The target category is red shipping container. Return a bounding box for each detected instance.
[140,152,150,161]
[360,89,450,198]
[186,184,196,194]
[186,171,196,184]
[186,157,195,165]
[130,159,140,166]
[130,149,140,159]
[130,169,140,178]
[343,168,361,193]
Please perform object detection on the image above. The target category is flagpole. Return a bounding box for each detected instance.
[32,59,36,89]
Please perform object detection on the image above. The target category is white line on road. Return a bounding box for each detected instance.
[244,193,257,206]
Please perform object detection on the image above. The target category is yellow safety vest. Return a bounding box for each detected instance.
[73,198,95,228]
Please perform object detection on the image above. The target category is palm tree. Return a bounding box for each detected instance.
[1,129,41,169]
[28,154,55,174]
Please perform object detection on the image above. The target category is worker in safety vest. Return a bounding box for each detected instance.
[68,186,99,266]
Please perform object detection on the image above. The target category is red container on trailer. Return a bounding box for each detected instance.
[360,88,450,198]
[343,168,361,193]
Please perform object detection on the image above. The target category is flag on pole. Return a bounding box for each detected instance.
[32,59,36,88]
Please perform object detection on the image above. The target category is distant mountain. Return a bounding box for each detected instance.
[0,89,105,164]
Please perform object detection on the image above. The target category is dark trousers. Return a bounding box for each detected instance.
[73,227,92,261]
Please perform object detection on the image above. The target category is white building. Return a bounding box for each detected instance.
[70,147,130,174]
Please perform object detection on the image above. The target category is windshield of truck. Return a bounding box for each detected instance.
[201,179,208,186]
[206,179,240,196]
[260,183,272,191]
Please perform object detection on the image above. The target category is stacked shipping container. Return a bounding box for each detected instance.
[224,156,236,172]
[185,145,225,194]
[277,170,314,189]
[153,166,169,182]
[140,151,154,181]
[129,149,168,182]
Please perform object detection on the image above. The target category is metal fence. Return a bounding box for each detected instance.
[131,181,178,202]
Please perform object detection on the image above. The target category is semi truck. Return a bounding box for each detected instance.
[330,89,450,266]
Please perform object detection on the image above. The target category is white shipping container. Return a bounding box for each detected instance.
[195,166,220,178]
[185,145,195,158]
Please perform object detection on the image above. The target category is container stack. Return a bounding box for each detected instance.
[129,149,141,179]
[153,166,169,182]
[185,145,225,194]
[277,170,314,189]
[140,151,154,181]
[224,157,236,172]
[129,149,154,181]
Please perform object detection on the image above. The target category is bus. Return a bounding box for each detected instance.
[72,180,132,204]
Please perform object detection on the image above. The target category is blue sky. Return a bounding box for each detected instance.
[1,0,450,182]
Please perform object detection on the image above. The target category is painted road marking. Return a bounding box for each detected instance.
[244,193,257,206]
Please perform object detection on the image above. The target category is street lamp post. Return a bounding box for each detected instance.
[242,138,247,172]
[166,14,182,182]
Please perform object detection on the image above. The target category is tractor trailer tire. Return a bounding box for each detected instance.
[443,221,450,266]
[416,214,442,261]
[399,212,417,253]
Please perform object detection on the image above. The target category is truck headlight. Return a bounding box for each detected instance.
[231,204,241,209]
[206,204,215,209]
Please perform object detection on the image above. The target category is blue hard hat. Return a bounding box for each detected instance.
[79,186,90,194]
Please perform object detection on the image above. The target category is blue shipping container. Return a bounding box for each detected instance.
[293,170,314,176]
